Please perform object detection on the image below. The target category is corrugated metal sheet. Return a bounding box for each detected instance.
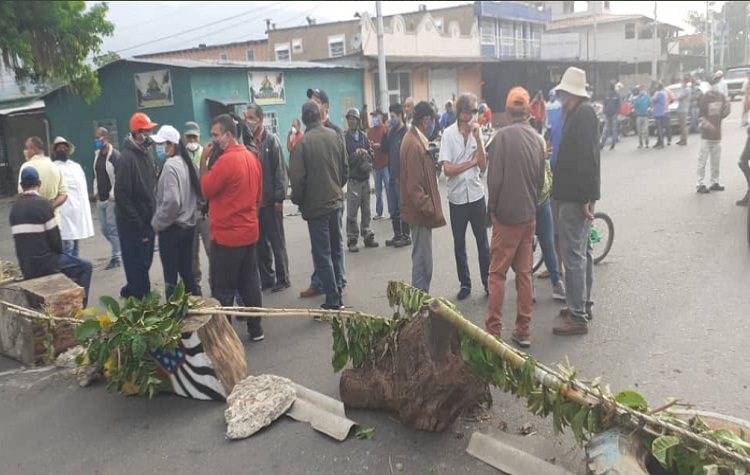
[122,57,361,71]
[0,100,45,116]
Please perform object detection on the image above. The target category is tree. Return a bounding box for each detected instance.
[0,1,114,102]
[684,2,750,67]
[93,51,121,68]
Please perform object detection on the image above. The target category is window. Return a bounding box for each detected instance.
[219,53,228,61]
[328,35,346,58]
[292,38,303,54]
[498,22,515,58]
[638,26,653,39]
[373,72,411,107]
[480,18,495,45]
[263,111,278,136]
[625,23,635,39]
[246,50,254,61]
[275,43,290,61]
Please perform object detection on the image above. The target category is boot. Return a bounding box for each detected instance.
[364,233,379,248]
[385,221,401,247]
[394,222,412,247]
[348,239,360,253]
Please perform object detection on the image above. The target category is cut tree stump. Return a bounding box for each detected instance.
[339,310,489,432]
[147,298,247,401]
[0,273,84,365]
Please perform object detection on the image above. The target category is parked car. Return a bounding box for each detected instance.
[648,82,711,135]
[725,67,750,101]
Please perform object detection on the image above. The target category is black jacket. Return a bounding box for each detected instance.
[381,125,408,181]
[115,136,157,229]
[345,130,373,181]
[10,193,62,280]
[257,130,287,206]
[552,101,601,204]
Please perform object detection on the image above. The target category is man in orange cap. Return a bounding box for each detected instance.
[485,87,545,348]
[115,112,158,299]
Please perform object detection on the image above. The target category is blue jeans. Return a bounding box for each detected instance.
[59,253,92,307]
[600,115,618,147]
[535,199,561,287]
[307,209,346,307]
[118,221,155,300]
[97,200,121,260]
[374,167,390,217]
[656,115,671,145]
[62,240,80,258]
[158,225,198,299]
[449,198,490,291]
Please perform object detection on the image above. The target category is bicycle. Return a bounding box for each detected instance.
[532,211,615,273]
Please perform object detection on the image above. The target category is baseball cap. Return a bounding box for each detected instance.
[306,88,330,105]
[151,125,181,144]
[183,121,200,137]
[506,86,530,112]
[130,112,158,132]
[20,166,40,188]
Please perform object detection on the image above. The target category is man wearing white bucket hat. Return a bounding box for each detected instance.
[550,67,601,337]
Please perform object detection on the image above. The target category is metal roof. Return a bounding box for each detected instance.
[547,14,681,32]
[119,57,360,70]
[0,99,45,116]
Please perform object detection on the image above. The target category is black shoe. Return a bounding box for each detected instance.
[105,258,122,270]
[696,185,710,194]
[709,183,725,192]
[262,283,275,291]
[321,303,345,311]
[394,237,412,248]
[348,242,360,253]
[677,141,687,146]
[385,235,399,247]
[247,322,265,342]
[456,287,471,301]
[364,237,379,248]
[272,282,291,293]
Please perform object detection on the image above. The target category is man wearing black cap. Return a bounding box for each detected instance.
[10,167,92,306]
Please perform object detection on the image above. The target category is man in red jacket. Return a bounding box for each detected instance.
[200,114,265,341]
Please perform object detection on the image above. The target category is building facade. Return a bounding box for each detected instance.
[135,40,270,63]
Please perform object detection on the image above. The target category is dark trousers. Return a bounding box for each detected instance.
[158,225,198,299]
[210,241,262,330]
[387,178,410,238]
[307,209,345,307]
[258,205,290,288]
[117,221,154,300]
[449,198,490,291]
[656,116,671,146]
[59,253,93,307]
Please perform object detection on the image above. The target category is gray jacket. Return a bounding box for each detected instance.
[151,155,198,232]
[677,87,691,114]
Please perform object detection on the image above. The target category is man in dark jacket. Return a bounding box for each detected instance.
[115,112,158,299]
[290,101,348,311]
[382,103,411,248]
[243,103,290,293]
[93,126,121,270]
[551,67,601,336]
[11,167,92,306]
[344,107,378,252]
[600,81,621,150]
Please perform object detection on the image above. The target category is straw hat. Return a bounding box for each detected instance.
[52,136,75,155]
[554,67,590,99]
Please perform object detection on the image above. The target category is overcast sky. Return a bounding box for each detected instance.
[97,1,724,58]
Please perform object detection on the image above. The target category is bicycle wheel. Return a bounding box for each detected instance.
[532,236,544,273]
[591,212,614,265]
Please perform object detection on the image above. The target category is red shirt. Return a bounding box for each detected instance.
[201,144,263,247]
[290,131,304,149]
[367,125,388,169]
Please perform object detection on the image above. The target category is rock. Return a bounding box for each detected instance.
[55,345,85,369]
[76,363,101,387]
[519,422,536,436]
[225,375,296,440]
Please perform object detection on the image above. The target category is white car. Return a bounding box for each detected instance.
[725,67,750,101]
[648,82,711,135]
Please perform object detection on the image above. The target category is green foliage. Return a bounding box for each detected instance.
[615,390,649,413]
[76,282,193,398]
[0,1,114,102]
[684,2,749,66]
[355,427,375,440]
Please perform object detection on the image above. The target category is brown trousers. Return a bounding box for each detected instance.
[485,218,536,338]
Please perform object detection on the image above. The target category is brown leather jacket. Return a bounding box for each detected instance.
[399,127,445,229]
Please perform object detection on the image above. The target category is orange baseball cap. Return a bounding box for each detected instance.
[506,87,530,112]
[130,112,158,132]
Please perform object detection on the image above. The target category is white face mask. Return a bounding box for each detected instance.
[186,142,199,152]
[291,127,297,136]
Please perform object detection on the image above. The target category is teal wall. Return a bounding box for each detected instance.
[43,61,363,181]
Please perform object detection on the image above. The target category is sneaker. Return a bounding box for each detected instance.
[272,282,291,293]
[300,287,324,298]
[364,237,379,249]
[511,331,531,348]
[321,303,345,311]
[373,215,383,221]
[558,305,593,321]
[552,282,566,302]
[247,322,265,342]
[553,317,589,336]
[709,183,725,192]
[696,185,710,194]
[104,258,122,270]
[394,237,412,248]
[456,287,471,301]
[348,242,360,253]
[385,235,399,247]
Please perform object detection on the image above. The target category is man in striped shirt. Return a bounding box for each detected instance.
[10,167,92,306]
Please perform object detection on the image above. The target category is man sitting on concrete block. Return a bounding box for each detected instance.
[10,167,92,306]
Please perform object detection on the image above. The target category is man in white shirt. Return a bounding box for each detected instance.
[439,93,489,301]
[52,137,94,257]
[714,70,729,98]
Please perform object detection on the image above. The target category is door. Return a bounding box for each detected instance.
[429,68,458,110]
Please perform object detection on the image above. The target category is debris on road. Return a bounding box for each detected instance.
[225,374,296,440]
[55,345,85,369]
[286,382,357,441]
[467,431,574,475]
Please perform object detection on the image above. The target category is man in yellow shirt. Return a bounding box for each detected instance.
[18,136,67,221]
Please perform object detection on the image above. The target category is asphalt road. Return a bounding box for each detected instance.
[1,109,749,475]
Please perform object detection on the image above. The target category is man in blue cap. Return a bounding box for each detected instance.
[10,167,93,306]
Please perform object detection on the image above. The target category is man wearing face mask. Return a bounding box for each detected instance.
[18,136,68,223]
[243,103,290,293]
[400,101,446,293]
[52,137,94,258]
[183,122,210,293]
[344,108,377,253]
[115,112,158,299]
[92,127,121,270]
[368,109,389,221]
[439,93,489,301]
[381,103,411,248]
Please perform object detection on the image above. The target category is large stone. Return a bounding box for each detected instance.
[225,375,296,440]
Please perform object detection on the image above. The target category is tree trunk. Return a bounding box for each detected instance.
[339,311,488,432]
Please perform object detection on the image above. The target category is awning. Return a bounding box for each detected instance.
[205,97,248,107]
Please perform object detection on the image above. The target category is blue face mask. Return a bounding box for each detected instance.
[390,118,399,128]
[372,116,380,127]
[94,139,104,151]
[427,121,435,138]
[155,144,167,161]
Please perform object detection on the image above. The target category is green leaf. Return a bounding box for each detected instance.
[131,336,147,357]
[652,435,680,467]
[99,296,120,316]
[571,407,590,444]
[75,319,101,341]
[615,390,649,413]
[355,427,375,440]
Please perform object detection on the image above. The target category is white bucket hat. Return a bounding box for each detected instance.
[554,67,590,99]
[151,125,181,144]
[52,136,75,155]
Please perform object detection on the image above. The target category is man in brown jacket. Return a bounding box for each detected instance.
[485,87,545,348]
[400,101,445,292]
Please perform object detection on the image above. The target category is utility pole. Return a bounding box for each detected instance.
[652,1,658,81]
[745,2,749,65]
[709,3,715,73]
[375,1,388,110]
[719,4,726,69]
[706,1,711,73]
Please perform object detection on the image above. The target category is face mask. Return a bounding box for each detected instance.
[390,118,399,128]
[54,150,69,162]
[23,150,31,160]
[212,139,221,152]
[291,126,297,136]
[372,117,380,127]
[427,121,435,138]
[155,144,167,161]
[186,142,199,152]
[94,139,104,151]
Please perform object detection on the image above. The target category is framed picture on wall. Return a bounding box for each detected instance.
[93,119,119,149]
[248,72,286,105]
[134,69,174,109]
